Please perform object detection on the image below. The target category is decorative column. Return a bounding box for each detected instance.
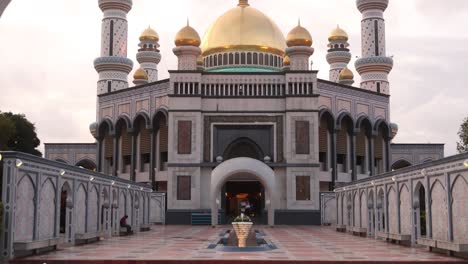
[112,135,119,177]
[351,133,357,181]
[369,135,375,176]
[149,129,157,190]
[130,132,137,181]
[97,138,103,172]
[331,130,337,188]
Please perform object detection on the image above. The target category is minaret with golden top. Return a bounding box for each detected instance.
[173,20,201,71]
[285,20,314,71]
[326,25,352,83]
[136,26,161,82]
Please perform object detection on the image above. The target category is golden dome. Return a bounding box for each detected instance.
[339,67,354,80]
[286,20,313,47]
[329,25,348,42]
[175,21,201,47]
[140,26,159,41]
[134,67,148,80]
[283,55,291,66]
[200,0,287,56]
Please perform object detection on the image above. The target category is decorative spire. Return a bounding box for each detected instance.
[298,18,301,26]
[238,0,249,7]
[187,17,189,27]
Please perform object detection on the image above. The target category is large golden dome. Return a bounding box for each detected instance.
[201,0,287,56]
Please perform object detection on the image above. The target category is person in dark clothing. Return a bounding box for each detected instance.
[120,215,132,234]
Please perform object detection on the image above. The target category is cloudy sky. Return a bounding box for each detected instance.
[0,0,467,156]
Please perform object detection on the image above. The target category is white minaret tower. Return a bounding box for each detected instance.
[137,26,161,82]
[355,0,393,94]
[94,0,133,95]
[326,26,351,83]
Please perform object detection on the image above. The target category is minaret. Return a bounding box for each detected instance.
[285,20,314,71]
[173,20,201,71]
[326,26,351,83]
[94,0,133,95]
[355,0,393,94]
[137,26,161,82]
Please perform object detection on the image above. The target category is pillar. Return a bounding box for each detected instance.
[131,133,137,181]
[113,135,119,177]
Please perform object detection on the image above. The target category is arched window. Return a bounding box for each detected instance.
[241,53,246,64]
[269,55,274,66]
[223,53,228,65]
[235,53,240,64]
[340,44,344,48]
[229,53,234,65]
[218,54,222,66]
[259,53,264,65]
[265,54,270,65]
[247,53,252,64]
[253,53,258,64]
[214,55,218,66]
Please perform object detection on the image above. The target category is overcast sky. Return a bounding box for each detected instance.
[0,0,467,157]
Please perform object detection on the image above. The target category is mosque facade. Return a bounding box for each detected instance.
[45,0,444,225]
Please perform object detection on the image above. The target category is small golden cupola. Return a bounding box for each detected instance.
[286,20,313,47]
[133,67,148,85]
[338,67,355,86]
[140,26,159,41]
[175,20,201,47]
[328,25,348,42]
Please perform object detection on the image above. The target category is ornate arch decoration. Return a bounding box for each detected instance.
[319,108,336,132]
[223,137,265,161]
[430,179,446,194]
[133,111,151,132]
[399,183,410,194]
[152,108,168,130]
[450,174,468,203]
[75,158,97,171]
[41,177,56,191]
[355,115,373,136]
[336,112,355,134]
[97,118,114,139]
[373,119,391,139]
[391,159,413,170]
[115,115,133,135]
[18,173,36,194]
[367,189,374,208]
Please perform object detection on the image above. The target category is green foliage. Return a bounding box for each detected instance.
[232,213,252,223]
[457,116,468,154]
[0,111,42,156]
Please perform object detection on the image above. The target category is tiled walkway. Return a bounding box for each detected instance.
[18,226,465,262]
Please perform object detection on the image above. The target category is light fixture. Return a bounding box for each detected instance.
[16,159,23,168]
[216,199,220,205]
[127,184,131,189]
[421,169,427,176]
[111,181,115,185]
[266,200,271,205]
[343,187,346,191]
[0,153,2,161]
[59,169,66,176]
[371,180,375,186]
[90,177,95,182]
[140,187,143,191]
[392,176,396,182]
[463,159,468,167]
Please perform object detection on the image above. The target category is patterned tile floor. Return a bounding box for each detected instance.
[18,226,465,262]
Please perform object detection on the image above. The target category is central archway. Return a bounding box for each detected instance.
[211,157,276,226]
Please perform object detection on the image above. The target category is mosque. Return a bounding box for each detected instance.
[44,0,444,225]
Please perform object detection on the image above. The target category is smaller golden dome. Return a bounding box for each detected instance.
[283,55,291,66]
[329,25,348,42]
[286,20,313,47]
[175,20,201,47]
[140,26,159,41]
[339,67,354,80]
[134,67,148,80]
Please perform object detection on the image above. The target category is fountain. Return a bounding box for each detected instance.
[231,213,253,248]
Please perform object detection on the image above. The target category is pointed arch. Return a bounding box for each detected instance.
[133,111,151,131]
[97,118,114,138]
[336,112,355,132]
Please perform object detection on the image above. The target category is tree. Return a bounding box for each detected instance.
[457,116,468,154]
[0,112,42,156]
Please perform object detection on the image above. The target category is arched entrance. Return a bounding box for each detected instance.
[211,157,276,226]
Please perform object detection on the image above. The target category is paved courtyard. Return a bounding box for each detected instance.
[13,225,466,262]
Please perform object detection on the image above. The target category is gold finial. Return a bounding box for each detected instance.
[238,0,249,7]
[187,17,189,26]
[298,18,301,26]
